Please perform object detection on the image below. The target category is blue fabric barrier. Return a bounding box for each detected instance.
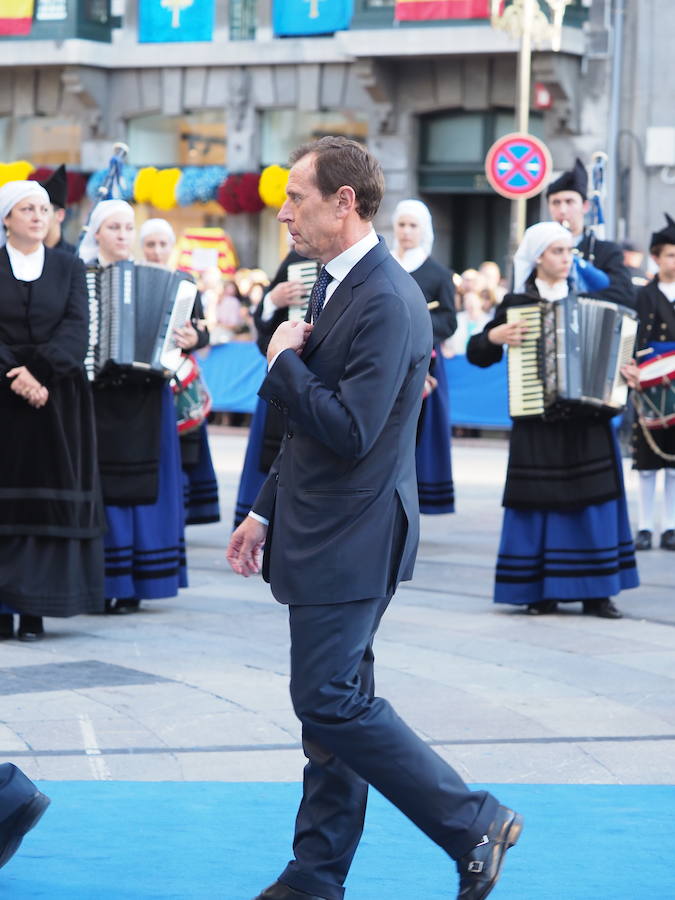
[5,782,673,898]
[199,343,266,414]
[199,342,512,428]
[445,355,510,429]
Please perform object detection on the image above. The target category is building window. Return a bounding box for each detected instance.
[0,117,83,166]
[352,0,395,27]
[127,112,227,168]
[261,109,368,167]
[230,0,257,40]
[36,0,68,20]
[83,0,110,24]
[419,109,544,191]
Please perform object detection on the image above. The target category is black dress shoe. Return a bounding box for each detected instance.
[635,529,652,550]
[660,529,675,550]
[582,598,622,619]
[0,765,50,869]
[0,614,13,640]
[105,598,140,615]
[17,616,44,642]
[525,599,558,615]
[253,882,329,900]
[456,805,523,899]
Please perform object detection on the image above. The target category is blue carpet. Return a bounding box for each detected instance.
[4,782,674,899]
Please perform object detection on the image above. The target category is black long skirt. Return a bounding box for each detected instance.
[0,534,104,617]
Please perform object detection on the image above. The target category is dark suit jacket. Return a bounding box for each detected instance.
[252,237,432,606]
[635,277,675,350]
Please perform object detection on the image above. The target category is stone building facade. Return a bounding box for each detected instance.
[1,1,671,274]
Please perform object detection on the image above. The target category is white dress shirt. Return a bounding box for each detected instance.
[6,243,45,282]
[658,280,675,303]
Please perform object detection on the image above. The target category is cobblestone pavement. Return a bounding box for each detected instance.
[1,429,673,785]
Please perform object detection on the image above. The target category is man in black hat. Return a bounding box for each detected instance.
[546,157,634,306]
[623,214,675,552]
[39,164,76,254]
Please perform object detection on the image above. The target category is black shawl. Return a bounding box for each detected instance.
[0,247,104,537]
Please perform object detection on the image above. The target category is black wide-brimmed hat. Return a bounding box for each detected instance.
[546,157,588,200]
[39,164,68,209]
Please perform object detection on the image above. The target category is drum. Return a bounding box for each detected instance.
[637,350,675,430]
[172,355,212,435]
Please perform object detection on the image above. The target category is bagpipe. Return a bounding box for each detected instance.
[76,141,129,252]
[570,152,611,294]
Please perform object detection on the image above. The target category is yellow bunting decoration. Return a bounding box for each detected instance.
[150,168,182,211]
[133,166,158,204]
[0,160,36,187]
[258,164,289,209]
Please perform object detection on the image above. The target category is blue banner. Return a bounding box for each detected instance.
[273,0,353,36]
[139,0,214,43]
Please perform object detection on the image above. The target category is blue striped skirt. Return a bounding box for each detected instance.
[182,422,220,525]
[494,494,639,605]
[416,351,455,515]
[103,384,188,601]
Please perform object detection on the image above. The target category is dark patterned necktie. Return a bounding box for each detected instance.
[309,266,332,323]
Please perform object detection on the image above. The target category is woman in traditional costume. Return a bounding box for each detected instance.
[392,199,457,514]
[80,201,187,613]
[467,221,638,618]
[140,218,220,526]
[0,181,104,640]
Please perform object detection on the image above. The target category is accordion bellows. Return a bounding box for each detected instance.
[507,296,638,419]
[85,262,198,380]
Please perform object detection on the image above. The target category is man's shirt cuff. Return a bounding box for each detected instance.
[248,511,269,526]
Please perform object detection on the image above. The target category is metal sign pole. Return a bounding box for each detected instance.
[510,0,534,255]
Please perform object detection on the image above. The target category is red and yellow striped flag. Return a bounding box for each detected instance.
[0,0,34,36]
[395,0,500,20]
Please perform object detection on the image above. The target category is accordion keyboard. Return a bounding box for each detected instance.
[287,260,318,323]
[506,304,544,418]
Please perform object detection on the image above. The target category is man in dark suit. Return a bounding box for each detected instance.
[546,158,634,306]
[227,137,522,900]
[0,764,50,869]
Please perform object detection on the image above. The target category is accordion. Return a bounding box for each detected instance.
[506,295,638,420]
[286,260,318,323]
[85,261,198,381]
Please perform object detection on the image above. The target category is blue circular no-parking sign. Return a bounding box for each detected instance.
[485,133,552,200]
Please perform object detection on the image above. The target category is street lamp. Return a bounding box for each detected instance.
[491,0,573,249]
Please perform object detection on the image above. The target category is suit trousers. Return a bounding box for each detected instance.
[278,595,498,900]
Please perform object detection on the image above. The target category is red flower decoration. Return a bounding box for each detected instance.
[217,173,264,215]
[29,167,89,205]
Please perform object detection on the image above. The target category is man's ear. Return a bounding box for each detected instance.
[55,208,66,225]
[335,185,356,218]
[582,199,591,215]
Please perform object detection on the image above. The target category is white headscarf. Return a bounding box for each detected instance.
[140,217,176,245]
[78,199,135,263]
[513,221,572,293]
[392,199,434,273]
[0,181,50,248]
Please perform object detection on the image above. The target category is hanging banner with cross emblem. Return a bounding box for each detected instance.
[139,0,214,43]
[273,0,353,37]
